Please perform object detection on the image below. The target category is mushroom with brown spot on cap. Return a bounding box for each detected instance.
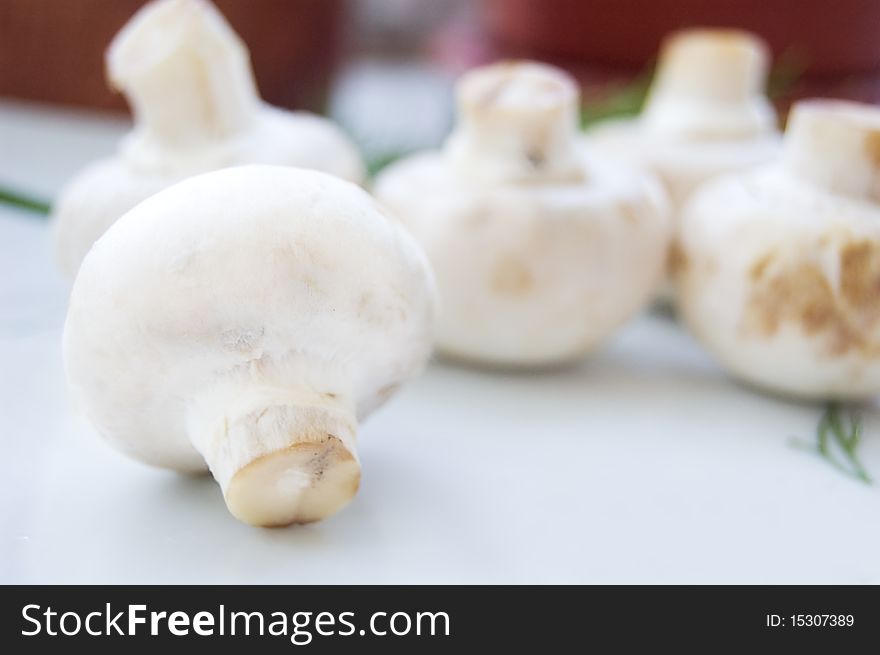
[374,61,671,368]
[677,100,880,399]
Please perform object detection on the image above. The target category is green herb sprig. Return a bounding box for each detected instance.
[366,150,407,180]
[0,185,51,216]
[793,403,873,484]
[579,71,652,130]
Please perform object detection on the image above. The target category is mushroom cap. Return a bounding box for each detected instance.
[248,107,365,186]
[376,59,671,366]
[118,103,366,181]
[586,120,780,208]
[678,166,880,398]
[52,159,169,279]
[63,166,435,470]
[51,105,365,279]
[375,149,671,366]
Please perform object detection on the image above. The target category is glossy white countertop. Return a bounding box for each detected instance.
[2,98,879,584]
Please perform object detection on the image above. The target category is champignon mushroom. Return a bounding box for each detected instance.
[677,100,880,399]
[52,0,364,279]
[63,166,435,526]
[374,61,671,367]
[587,29,781,211]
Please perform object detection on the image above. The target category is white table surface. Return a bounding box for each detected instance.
[2,98,879,584]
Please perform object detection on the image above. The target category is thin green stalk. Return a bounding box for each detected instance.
[826,405,871,483]
[366,150,407,179]
[580,69,653,130]
[766,49,807,101]
[796,403,873,484]
[0,186,51,215]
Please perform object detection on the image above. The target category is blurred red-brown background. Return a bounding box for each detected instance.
[0,0,345,112]
[0,0,878,114]
[481,0,880,104]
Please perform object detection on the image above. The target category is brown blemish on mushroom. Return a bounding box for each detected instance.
[356,291,384,324]
[744,241,880,356]
[521,119,554,172]
[749,252,774,281]
[302,274,321,296]
[525,147,546,169]
[491,255,533,295]
[357,291,373,314]
[840,240,880,323]
[667,242,688,277]
[307,433,339,483]
[619,202,641,226]
[355,289,409,327]
[864,131,880,169]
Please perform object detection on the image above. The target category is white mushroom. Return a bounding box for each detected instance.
[63,166,435,526]
[586,29,781,233]
[677,100,880,399]
[374,61,671,367]
[52,0,364,279]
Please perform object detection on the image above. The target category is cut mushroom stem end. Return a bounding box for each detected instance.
[225,431,360,528]
[444,61,584,184]
[641,28,776,139]
[107,0,260,152]
[191,391,360,527]
[782,100,880,201]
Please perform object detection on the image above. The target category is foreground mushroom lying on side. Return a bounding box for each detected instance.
[374,61,671,367]
[52,0,364,279]
[588,29,780,211]
[677,100,880,399]
[63,166,435,526]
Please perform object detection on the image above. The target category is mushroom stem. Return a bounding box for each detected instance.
[107,0,259,153]
[188,386,360,527]
[782,100,880,202]
[443,62,583,184]
[641,29,775,139]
